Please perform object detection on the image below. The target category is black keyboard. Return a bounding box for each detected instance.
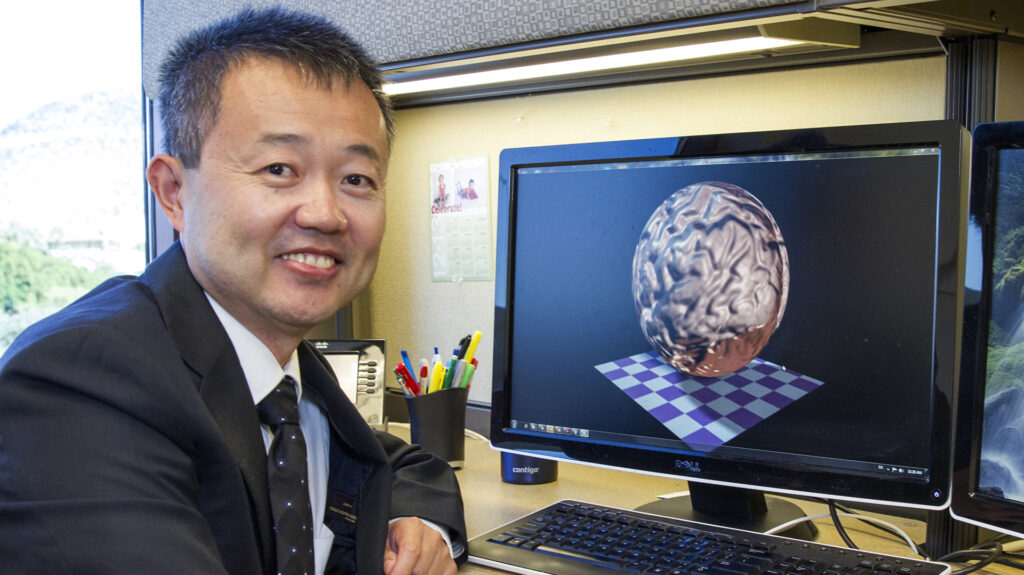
[467,500,951,575]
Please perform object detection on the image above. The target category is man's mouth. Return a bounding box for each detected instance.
[280,252,338,269]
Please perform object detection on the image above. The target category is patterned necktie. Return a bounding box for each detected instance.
[257,376,315,575]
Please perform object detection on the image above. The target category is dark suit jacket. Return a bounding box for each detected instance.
[0,243,466,574]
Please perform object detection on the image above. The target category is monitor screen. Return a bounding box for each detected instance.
[952,120,1024,538]
[490,121,967,531]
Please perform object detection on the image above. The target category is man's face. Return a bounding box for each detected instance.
[176,58,388,351]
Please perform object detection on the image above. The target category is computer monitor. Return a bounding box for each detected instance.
[952,120,1024,538]
[490,120,968,536]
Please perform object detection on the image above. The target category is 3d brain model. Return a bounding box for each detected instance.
[632,181,790,377]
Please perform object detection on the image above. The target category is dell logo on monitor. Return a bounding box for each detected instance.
[675,459,702,473]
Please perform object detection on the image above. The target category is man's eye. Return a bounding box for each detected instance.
[266,163,295,177]
[345,175,373,188]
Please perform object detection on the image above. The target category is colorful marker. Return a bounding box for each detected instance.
[441,348,459,389]
[456,334,472,359]
[460,363,477,389]
[464,331,483,365]
[418,360,429,390]
[451,359,467,389]
[400,350,417,385]
[395,363,421,396]
[393,367,414,397]
[428,360,445,393]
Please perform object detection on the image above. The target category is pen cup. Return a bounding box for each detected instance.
[405,386,469,468]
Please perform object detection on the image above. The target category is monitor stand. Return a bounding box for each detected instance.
[635,482,818,540]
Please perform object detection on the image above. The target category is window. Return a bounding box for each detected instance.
[0,1,144,356]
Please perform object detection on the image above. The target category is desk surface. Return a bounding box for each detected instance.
[399,429,1008,575]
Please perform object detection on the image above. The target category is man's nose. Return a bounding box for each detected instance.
[295,176,347,233]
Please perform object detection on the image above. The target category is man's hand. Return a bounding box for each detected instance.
[383,517,457,575]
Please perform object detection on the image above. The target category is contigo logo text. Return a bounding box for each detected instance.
[513,466,541,474]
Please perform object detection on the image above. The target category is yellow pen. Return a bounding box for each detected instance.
[463,331,483,365]
[428,361,445,393]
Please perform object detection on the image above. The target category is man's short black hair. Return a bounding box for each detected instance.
[157,6,394,168]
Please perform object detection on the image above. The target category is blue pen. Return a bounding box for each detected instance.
[400,349,417,383]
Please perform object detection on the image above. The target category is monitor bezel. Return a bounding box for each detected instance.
[490,120,968,510]
[952,120,1024,536]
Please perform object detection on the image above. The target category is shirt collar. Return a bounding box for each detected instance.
[205,294,302,405]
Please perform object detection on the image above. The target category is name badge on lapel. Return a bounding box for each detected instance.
[326,490,359,525]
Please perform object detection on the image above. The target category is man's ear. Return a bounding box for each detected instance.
[147,154,187,232]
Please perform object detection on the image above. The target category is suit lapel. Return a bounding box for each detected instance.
[198,352,275,570]
[141,244,275,572]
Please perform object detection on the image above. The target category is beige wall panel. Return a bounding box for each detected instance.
[997,41,1024,122]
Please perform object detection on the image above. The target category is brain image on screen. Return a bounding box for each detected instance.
[632,181,789,377]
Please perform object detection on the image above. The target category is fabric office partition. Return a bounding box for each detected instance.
[143,0,804,99]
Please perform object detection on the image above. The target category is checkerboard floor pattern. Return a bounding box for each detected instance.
[595,351,824,450]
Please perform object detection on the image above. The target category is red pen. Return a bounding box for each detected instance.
[393,368,414,397]
[395,363,421,396]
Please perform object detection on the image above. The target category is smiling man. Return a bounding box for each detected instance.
[151,56,389,366]
[0,8,465,575]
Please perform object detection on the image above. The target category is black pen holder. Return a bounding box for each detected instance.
[405,386,469,468]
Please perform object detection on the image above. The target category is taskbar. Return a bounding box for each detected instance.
[506,419,929,484]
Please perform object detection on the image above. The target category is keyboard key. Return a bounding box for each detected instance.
[534,544,621,569]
